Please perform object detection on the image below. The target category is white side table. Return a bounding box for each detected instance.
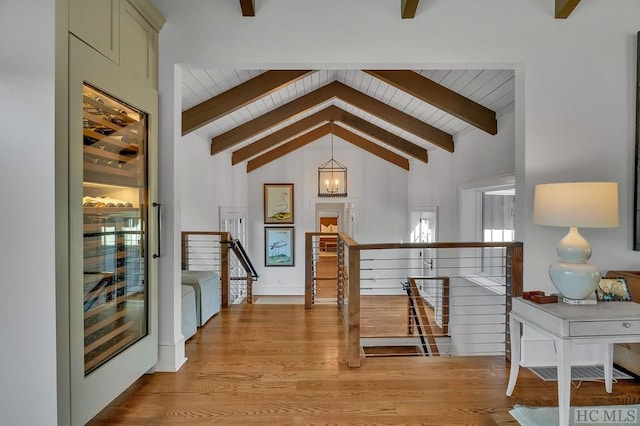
[506,297,640,426]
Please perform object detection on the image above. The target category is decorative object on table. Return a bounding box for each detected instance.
[264,183,294,224]
[596,277,632,301]
[318,121,347,198]
[533,182,619,300]
[265,226,294,266]
[523,291,558,304]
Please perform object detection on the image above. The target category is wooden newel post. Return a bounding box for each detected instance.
[347,245,361,367]
[505,243,523,360]
[305,233,313,309]
[220,233,230,308]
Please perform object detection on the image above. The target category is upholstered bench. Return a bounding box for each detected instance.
[181,285,197,341]
[181,270,221,326]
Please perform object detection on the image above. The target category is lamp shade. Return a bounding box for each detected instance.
[533,182,619,228]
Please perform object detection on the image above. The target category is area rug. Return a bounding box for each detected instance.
[509,404,640,426]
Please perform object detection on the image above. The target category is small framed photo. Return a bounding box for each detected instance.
[265,226,294,267]
[596,277,632,301]
[264,183,294,224]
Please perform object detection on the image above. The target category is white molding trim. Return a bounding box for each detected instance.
[156,338,187,372]
[128,0,166,31]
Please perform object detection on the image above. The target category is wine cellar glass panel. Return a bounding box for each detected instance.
[82,83,149,375]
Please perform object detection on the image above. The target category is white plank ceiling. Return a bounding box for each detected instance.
[181,69,515,158]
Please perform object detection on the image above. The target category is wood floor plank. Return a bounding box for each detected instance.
[88,302,640,425]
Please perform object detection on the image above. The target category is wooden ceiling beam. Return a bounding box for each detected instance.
[401,0,419,19]
[332,125,410,171]
[212,81,452,155]
[365,70,497,135]
[555,0,581,18]
[246,121,412,173]
[239,0,255,16]
[233,105,425,165]
[331,107,429,163]
[247,124,331,172]
[332,82,453,152]
[211,82,337,155]
[182,70,310,135]
[232,108,333,165]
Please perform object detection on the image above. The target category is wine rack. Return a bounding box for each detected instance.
[82,83,148,375]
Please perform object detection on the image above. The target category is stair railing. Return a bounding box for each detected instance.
[304,234,523,367]
[182,231,258,306]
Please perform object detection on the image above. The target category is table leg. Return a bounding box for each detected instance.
[506,314,520,396]
[603,343,613,393]
[557,339,572,426]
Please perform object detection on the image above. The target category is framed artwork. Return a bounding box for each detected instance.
[265,227,294,266]
[264,183,294,224]
[596,277,632,301]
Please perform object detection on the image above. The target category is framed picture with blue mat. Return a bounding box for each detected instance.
[265,226,294,266]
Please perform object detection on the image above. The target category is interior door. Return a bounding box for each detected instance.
[410,207,438,278]
[409,207,441,326]
[219,206,248,246]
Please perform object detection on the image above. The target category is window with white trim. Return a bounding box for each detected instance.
[459,175,516,290]
[481,188,515,279]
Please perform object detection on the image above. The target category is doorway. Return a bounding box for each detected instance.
[409,207,438,278]
[314,201,357,239]
[313,201,357,300]
[219,206,247,246]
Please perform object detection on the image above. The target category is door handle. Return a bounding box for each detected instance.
[152,202,161,258]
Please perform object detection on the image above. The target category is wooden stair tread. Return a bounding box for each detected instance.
[363,345,422,357]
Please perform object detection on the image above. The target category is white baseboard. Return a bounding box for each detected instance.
[155,338,187,372]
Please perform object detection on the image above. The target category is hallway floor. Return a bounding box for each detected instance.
[88,302,640,425]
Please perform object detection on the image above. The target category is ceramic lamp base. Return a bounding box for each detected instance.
[549,261,601,300]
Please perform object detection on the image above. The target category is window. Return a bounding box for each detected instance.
[459,175,516,291]
[481,188,515,280]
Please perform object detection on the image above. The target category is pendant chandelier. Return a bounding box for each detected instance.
[318,122,347,197]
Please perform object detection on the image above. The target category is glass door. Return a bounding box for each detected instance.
[82,83,148,375]
[410,208,438,278]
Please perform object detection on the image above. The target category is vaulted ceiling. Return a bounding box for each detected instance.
[181,69,515,172]
[179,0,588,172]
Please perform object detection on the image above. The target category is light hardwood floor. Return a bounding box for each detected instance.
[88,302,640,425]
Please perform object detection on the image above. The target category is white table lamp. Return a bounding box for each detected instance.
[533,182,619,300]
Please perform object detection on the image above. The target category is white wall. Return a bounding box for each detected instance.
[0,1,58,424]
[410,111,517,242]
[180,132,248,231]
[246,135,409,294]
